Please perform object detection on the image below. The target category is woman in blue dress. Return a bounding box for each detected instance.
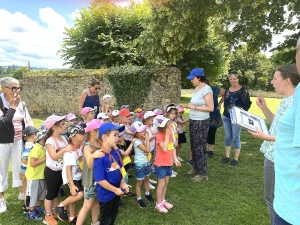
[79,79,101,118]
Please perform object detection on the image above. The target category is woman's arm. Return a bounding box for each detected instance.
[256,95,274,123]
[78,91,87,114]
[188,93,214,112]
[46,144,72,161]
[248,128,276,142]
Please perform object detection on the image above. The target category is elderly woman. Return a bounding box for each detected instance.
[181,68,214,182]
[220,71,251,167]
[78,79,101,118]
[0,77,33,213]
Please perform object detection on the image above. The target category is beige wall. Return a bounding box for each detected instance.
[20,67,181,116]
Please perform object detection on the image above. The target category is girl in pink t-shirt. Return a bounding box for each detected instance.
[154,116,181,213]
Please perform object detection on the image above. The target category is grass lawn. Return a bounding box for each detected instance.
[0,96,283,225]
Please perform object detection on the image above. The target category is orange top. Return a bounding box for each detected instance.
[154,132,174,166]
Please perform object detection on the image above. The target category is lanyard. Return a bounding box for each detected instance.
[51,136,67,150]
[89,88,98,108]
[101,146,124,173]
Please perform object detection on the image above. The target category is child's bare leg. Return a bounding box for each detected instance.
[156,178,165,204]
[144,176,150,193]
[135,180,143,198]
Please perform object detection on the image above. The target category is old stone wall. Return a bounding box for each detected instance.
[20,67,181,116]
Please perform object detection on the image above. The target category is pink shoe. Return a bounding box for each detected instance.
[162,200,173,209]
[155,203,168,213]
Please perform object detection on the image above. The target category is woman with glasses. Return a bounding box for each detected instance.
[79,79,101,119]
[180,68,214,182]
[220,71,252,167]
[0,77,33,213]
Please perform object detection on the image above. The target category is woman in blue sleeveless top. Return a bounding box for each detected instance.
[79,79,101,118]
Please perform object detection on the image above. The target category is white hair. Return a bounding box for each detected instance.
[0,77,19,87]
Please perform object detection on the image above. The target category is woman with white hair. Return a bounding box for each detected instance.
[0,77,33,213]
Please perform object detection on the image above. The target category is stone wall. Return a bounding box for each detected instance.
[20,67,181,116]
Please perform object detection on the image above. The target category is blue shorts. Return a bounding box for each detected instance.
[154,166,172,179]
[134,163,151,180]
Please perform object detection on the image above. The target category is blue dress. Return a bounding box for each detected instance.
[83,91,100,118]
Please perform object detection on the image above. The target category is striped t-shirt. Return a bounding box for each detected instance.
[21,142,35,174]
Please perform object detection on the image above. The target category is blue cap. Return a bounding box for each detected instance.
[186,68,204,80]
[98,123,125,139]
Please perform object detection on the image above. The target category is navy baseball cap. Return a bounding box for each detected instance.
[98,123,125,139]
[186,68,204,80]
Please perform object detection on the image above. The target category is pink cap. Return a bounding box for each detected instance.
[176,106,184,113]
[66,113,77,121]
[44,115,66,130]
[85,119,103,132]
[130,121,147,134]
[82,107,96,116]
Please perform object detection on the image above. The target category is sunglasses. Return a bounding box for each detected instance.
[95,87,100,90]
[5,86,23,92]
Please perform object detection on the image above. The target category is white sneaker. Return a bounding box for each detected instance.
[18,192,24,201]
[178,157,184,162]
[171,172,177,178]
[91,221,100,225]
[0,198,7,213]
[172,171,178,175]
[149,179,157,184]
[149,184,156,189]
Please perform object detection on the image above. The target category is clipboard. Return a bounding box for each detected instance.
[229,106,269,134]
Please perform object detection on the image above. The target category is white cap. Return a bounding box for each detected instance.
[97,113,110,119]
[112,110,120,117]
[102,94,112,101]
[143,111,156,120]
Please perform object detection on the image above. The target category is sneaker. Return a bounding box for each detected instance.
[35,206,45,214]
[172,171,178,175]
[155,203,168,213]
[18,192,24,201]
[186,168,197,175]
[43,215,58,225]
[145,194,154,202]
[229,159,239,167]
[58,188,66,197]
[177,156,184,162]
[170,172,177,178]
[23,204,28,214]
[162,200,173,209]
[27,211,43,221]
[221,157,230,164]
[68,216,77,224]
[91,222,100,225]
[208,151,214,158]
[149,179,157,184]
[149,184,155,189]
[55,205,68,221]
[0,198,7,213]
[191,175,209,182]
[187,160,194,166]
[136,199,147,208]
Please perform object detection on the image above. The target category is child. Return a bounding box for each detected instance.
[94,123,130,225]
[111,110,120,125]
[25,125,48,221]
[82,107,96,123]
[119,108,134,148]
[77,119,104,225]
[175,106,189,161]
[97,112,110,124]
[131,121,154,208]
[154,116,181,213]
[165,105,179,177]
[143,111,158,189]
[55,125,86,224]
[43,115,71,225]
[20,126,38,213]
[66,113,77,123]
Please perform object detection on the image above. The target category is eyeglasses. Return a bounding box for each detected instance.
[4,86,23,92]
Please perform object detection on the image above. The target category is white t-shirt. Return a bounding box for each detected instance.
[189,84,213,120]
[45,136,67,170]
[62,146,83,184]
[146,127,155,151]
[124,124,132,141]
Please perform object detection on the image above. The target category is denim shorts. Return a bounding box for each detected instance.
[134,163,151,180]
[154,166,172,179]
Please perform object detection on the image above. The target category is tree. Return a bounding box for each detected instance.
[12,67,29,79]
[6,66,12,75]
[58,0,151,68]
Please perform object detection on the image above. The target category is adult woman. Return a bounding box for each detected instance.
[220,71,251,167]
[79,79,101,118]
[206,84,225,158]
[0,77,33,213]
[271,38,300,225]
[181,68,213,182]
[248,65,300,224]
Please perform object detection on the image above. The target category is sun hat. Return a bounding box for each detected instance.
[97,112,110,119]
[44,115,66,130]
[102,94,112,101]
[119,108,131,117]
[112,110,120,117]
[81,107,96,116]
[66,113,77,121]
[66,124,86,140]
[36,125,48,143]
[134,107,143,113]
[153,115,169,128]
[22,126,38,137]
[153,108,163,115]
[165,105,177,113]
[143,111,156,120]
[186,68,204,80]
[176,105,184,113]
[85,119,103,132]
[98,123,125,139]
[130,121,147,134]
[130,112,135,115]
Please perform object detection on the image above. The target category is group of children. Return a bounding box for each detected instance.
[18,103,189,225]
